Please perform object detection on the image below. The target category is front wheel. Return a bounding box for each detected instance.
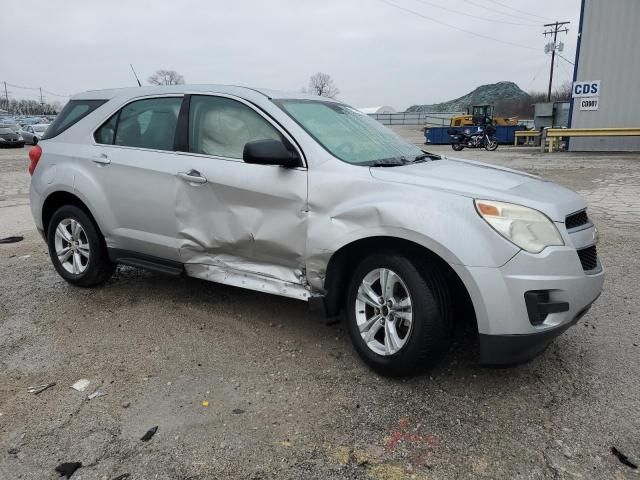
[484,137,498,151]
[451,142,464,151]
[46,205,115,287]
[345,253,452,377]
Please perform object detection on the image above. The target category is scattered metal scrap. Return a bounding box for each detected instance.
[27,382,56,395]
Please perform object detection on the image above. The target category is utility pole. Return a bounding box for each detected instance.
[543,21,570,101]
[39,87,46,114]
[3,82,9,112]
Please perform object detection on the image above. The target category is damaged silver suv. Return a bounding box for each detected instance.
[29,85,603,376]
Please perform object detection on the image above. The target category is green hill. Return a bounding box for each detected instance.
[407,81,529,113]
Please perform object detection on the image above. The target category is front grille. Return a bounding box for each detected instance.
[577,245,598,271]
[566,210,589,230]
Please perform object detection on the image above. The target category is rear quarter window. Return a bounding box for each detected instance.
[42,99,107,140]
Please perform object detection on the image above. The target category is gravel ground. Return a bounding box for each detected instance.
[1,140,639,479]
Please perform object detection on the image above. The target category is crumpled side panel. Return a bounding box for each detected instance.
[174,162,308,288]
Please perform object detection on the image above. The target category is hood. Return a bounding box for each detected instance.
[369,157,586,222]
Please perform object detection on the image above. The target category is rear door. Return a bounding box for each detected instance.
[91,95,183,261]
[173,94,308,295]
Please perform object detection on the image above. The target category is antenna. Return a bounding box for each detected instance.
[129,64,142,87]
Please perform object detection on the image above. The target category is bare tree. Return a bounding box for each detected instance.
[148,69,185,86]
[306,72,339,98]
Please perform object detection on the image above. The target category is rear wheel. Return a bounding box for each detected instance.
[46,205,114,287]
[345,252,453,376]
[451,142,464,151]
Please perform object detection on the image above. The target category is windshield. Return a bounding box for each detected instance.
[0,127,14,134]
[276,99,423,165]
[33,125,48,132]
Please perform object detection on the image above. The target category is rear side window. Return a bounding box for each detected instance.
[188,95,280,159]
[95,97,182,151]
[41,99,106,140]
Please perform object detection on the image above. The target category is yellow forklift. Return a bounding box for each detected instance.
[450,105,518,127]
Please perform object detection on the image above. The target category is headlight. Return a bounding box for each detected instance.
[474,199,564,253]
[18,136,24,141]
[0,138,5,141]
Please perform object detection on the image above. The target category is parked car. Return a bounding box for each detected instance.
[20,123,48,145]
[0,124,25,147]
[28,85,604,376]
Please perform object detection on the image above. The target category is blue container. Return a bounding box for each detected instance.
[425,125,526,145]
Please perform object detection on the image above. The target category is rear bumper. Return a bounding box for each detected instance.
[478,302,594,366]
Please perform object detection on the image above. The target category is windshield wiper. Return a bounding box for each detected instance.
[365,158,407,167]
[409,152,441,163]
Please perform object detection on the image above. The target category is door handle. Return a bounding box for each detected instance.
[91,153,110,165]
[177,169,207,184]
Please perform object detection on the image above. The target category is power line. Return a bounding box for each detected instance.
[463,0,541,23]
[409,0,538,27]
[556,53,574,66]
[486,0,554,21]
[6,82,69,97]
[377,0,538,51]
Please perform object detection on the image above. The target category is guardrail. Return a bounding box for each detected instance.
[542,127,640,152]
[514,130,541,146]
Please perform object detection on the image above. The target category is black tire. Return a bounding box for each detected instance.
[451,142,464,151]
[484,137,498,151]
[345,252,453,377]
[46,205,114,287]
[33,136,38,145]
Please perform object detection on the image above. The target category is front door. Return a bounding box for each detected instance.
[174,94,308,298]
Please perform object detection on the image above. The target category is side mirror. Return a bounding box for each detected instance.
[243,139,300,168]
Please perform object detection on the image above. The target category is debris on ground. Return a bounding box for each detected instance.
[140,426,158,442]
[87,389,106,400]
[27,382,56,395]
[201,400,209,407]
[232,408,245,414]
[0,235,23,244]
[111,474,131,480]
[7,447,19,455]
[54,462,82,478]
[121,401,130,408]
[611,447,638,469]
[70,379,90,392]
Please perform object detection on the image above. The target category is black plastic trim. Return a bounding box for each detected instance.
[524,290,569,325]
[479,304,593,366]
[108,248,184,276]
[174,94,191,152]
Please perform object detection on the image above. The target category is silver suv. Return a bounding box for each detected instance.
[29,85,603,376]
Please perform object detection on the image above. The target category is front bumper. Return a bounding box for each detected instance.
[452,244,604,365]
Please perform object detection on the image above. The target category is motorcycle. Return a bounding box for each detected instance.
[448,125,498,151]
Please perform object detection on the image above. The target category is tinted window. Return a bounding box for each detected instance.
[189,95,280,159]
[42,99,106,140]
[114,97,181,151]
[94,113,117,145]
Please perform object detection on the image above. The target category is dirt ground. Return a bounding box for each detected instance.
[1,137,639,479]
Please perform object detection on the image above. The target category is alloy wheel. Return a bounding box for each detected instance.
[54,218,90,274]
[355,268,413,356]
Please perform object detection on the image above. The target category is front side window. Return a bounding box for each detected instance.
[276,100,422,165]
[189,95,281,159]
[113,97,182,151]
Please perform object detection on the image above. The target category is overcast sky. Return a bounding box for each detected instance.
[2,0,580,110]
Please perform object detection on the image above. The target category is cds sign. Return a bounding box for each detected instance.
[573,80,600,98]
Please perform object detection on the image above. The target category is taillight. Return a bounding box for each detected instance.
[28,144,42,176]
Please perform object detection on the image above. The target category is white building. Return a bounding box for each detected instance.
[357,106,397,115]
[568,0,640,151]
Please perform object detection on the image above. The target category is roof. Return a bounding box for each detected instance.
[71,84,342,103]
